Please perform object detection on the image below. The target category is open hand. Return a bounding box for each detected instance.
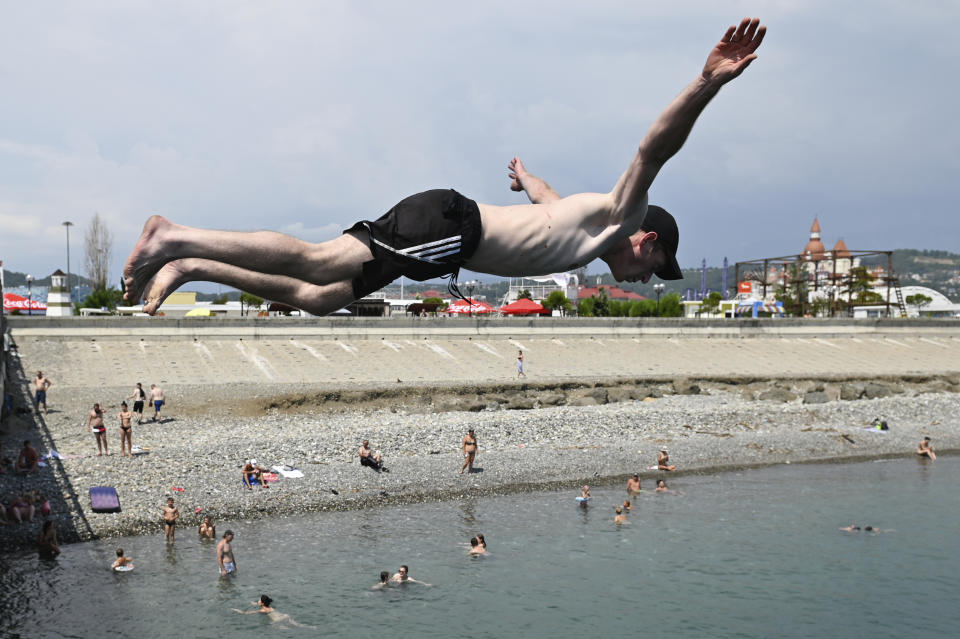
[507,156,527,192]
[702,18,766,86]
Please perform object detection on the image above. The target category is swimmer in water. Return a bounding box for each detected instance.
[111,548,133,570]
[622,500,632,512]
[476,533,486,550]
[373,571,390,590]
[614,507,628,525]
[391,565,430,586]
[233,595,315,629]
[656,479,669,492]
[469,536,486,555]
[626,473,642,496]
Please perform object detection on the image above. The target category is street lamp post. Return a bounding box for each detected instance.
[465,280,478,317]
[653,283,665,316]
[62,221,74,301]
[26,274,34,316]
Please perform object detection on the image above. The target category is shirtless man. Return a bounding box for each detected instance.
[657,448,676,471]
[118,402,134,457]
[460,429,477,475]
[917,436,936,461]
[87,403,108,456]
[34,371,52,414]
[122,19,766,315]
[359,440,384,470]
[126,382,147,424]
[242,459,268,489]
[163,497,180,542]
[390,565,429,586]
[218,529,237,576]
[626,473,642,496]
[614,507,628,525]
[149,384,165,421]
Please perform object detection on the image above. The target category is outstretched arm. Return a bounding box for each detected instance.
[508,157,562,204]
[611,18,766,216]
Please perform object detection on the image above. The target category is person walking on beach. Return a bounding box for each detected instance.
[626,473,642,496]
[460,429,478,475]
[126,382,147,424]
[118,402,134,457]
[516,350,526,378]
[34,371,52,414]
[218,529,237,576]
[149,384,166,421]
[163,497,179,542]
[122,18,766,316]
[917,437,936,461]
[87,403,108,456]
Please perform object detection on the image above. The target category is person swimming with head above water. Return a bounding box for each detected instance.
[122,19,767,316]
[234,594,315,628]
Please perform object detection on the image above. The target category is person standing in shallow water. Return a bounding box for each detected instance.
[218,530,237,576]
[163,497,179,542]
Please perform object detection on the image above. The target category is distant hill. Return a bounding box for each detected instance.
[861,249,960,301]
[2,269,93,288]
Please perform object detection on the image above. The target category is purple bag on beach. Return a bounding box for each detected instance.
[90,486,121,513]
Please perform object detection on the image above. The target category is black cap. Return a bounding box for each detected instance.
[641,205,682,280]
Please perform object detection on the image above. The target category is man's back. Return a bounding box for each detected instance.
[467,191,645,277]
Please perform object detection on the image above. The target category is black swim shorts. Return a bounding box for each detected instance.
[345,189,482,299]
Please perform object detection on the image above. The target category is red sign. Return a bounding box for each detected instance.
[737,281,752,294]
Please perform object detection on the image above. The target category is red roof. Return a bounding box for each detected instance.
[832,239,850,258]
[577,286,646,301]
[420,289,443,298]
[810,218,821,233]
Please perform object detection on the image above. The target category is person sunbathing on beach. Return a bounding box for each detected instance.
[359,440,384,470]
[657,448,677,471]
[234,595,315,629]
[242,459,269,488]
[122,19,766,315]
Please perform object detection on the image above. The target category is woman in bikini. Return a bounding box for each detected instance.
[460,429,478,475]
[118,402,134,457]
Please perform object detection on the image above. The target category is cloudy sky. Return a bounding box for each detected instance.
[1,1,957,288]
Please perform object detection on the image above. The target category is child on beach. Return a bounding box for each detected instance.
[112,548,133,570]
[162,497,179,542]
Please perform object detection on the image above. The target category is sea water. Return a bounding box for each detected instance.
[2,457,958,639]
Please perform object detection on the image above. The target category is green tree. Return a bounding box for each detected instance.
[843,266,881,306]
[212,294,229,305]
[809,295,833,318]
[629,299,657,317]
[659,293,683,317]
[239,292,264,316]
[73,286,123,314]
[905,293,933,315]
[698,291,723,316]
[422,296,448,312]
[542,291,572,314]
[592,287,611,317]
[516,289,533,301]
[577,297,596,317]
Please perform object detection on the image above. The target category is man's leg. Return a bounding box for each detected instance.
[124,216,373,304]
[143,258,358,316]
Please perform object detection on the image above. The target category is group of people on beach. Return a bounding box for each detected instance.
[82,382,166,457]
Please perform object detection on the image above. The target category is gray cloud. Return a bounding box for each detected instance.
[1,1,957,287]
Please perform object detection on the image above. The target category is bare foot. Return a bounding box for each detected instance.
[123,216,177,305]
[141,260,193,315]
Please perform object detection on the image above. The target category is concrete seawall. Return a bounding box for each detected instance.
[6,317,960,389]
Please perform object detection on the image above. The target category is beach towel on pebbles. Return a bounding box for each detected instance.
[272,465,304,479]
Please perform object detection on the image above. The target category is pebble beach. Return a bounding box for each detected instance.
[2,377,957,549]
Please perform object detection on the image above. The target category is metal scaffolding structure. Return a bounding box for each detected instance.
[734,250,902,317]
